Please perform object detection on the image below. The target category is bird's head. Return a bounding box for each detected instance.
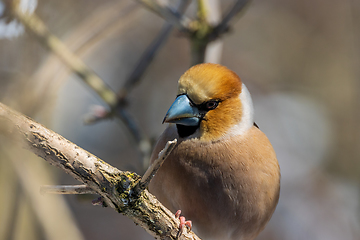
[163,63,254,141]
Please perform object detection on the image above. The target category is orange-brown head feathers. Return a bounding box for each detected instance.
[178,63,242,104]
[164,63,254,141]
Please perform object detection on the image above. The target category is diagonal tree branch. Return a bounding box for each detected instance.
[117,22,174,103]
[135,0,192,32]
[12,7,151,170]
[0,102,201,240]
[13,10,117,107]
[117,0,191,103]
[211,0,251,39]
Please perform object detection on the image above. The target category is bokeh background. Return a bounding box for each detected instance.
[0,0,359,240]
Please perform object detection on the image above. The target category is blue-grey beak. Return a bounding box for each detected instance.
[163,95,200,126]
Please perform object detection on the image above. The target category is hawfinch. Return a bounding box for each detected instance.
[148,63,280,240]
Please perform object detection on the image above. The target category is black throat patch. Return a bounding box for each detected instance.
[176,124,199,138]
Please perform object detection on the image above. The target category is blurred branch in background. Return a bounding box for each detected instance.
[134,0,251,67]
[116,0,191,105]
[40,185,95,195]
[189,0,250,65]
[136,0,192,32]
[10,1,152,172]
[212,0,250,39]
[12,8,117,106]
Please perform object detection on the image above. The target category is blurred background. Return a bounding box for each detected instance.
[0,0,359,239]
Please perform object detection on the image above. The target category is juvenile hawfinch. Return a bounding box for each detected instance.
[148,63,280,240]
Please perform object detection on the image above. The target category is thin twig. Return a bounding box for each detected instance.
[135,0,191,32]
[40,185,96,195]
[136,139,177,193]
[212,0,251,39]
[0,102,200,240]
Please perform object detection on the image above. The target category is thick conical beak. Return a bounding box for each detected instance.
[163,95,200,126]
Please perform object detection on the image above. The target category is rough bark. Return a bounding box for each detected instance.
[0,102,200,240]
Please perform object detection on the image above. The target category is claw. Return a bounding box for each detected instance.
[175,210,192,232]
[175,210,182,218]
[185,219,192,231]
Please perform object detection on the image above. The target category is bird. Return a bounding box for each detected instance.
[148,63,280,240]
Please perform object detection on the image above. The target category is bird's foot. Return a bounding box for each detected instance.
[175,210,192,231]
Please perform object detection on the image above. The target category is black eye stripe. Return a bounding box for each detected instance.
[178,94,221,111]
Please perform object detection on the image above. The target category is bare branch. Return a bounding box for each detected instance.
[0,102,201,240]
[212,0,251,38]
[135,0,192,32]
[40,185,96,195]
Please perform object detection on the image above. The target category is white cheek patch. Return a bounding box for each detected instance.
[228,83,254,137]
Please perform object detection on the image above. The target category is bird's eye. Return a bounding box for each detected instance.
[205,100,219,110]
